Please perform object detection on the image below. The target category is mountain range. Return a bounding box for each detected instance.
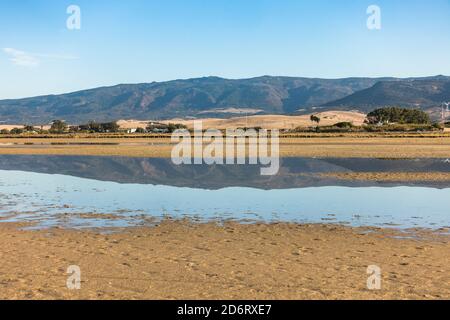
[0,75,449,124]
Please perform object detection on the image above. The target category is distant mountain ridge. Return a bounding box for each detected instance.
[324,76,450,112]
[0,75,449,124]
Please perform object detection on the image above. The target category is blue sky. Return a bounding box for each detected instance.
[1,0,449,99]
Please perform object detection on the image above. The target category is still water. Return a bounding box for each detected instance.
[0,155,449,230]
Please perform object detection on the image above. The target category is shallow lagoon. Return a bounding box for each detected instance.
[0,155,449,230]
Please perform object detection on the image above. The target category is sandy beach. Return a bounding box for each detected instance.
[0,221,448,300]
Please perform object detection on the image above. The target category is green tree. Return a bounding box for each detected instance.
[101,121,120,133]
[10,127,24,134]
[87,121,101,133]
[167,123,188,133]
[50,120,68,134]
[366,107,430,125]
[310,115,321,125]
[23,125,35,132]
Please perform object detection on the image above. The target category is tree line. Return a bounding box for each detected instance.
[0,120,188,135]
[365,107,430,125]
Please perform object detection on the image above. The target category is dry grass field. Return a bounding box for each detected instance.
[0,111,365,132]
[0,110,449,159]
[118,111,367,130]
[0,135,450,158]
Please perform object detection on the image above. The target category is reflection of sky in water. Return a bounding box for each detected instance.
[0,170,449,230]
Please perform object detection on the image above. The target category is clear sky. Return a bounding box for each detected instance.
[1,0,449,99]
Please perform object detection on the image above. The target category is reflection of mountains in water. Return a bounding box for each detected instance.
[0,155,450,189]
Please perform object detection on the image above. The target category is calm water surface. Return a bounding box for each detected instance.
[0,155,449,230]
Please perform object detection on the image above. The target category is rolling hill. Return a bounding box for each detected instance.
[118,111,367,130]
[0,75,448,124]
[323,76,450,112]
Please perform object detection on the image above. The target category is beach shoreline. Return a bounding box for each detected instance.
[0,221,448,300]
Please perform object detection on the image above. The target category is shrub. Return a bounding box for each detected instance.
[310,115,321,124]
[167,123,188,133]
[366,107,430,125]
[363,124,441,132]
[333,122,354,129]
[23,125,35,132]
[10,127,24,134]
[50,120,68,134]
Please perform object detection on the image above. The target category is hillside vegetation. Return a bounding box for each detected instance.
[0,76,448,124]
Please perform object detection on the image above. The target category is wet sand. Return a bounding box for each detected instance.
[0,221,448,300]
